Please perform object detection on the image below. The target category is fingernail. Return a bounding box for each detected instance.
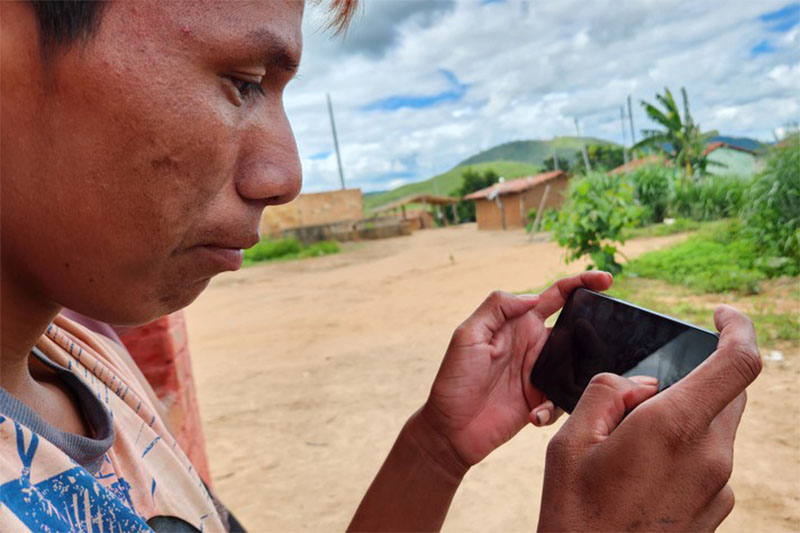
[536,409,551,426]
[629,375,659,387]
[518,294,539,301]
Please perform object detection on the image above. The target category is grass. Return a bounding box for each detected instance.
[624,218,701,239]
[363,160,542,212]
[606,276,800,347]
[243,238,340,267]
[625,219,771,294]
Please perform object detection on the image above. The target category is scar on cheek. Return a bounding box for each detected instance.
[181,25,192,36]
[151,155,180,170]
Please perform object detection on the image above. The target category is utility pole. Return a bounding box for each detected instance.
[574,118,591,172]
[326,93,346,190]
[620,106,629,166]
[627,94,636,150]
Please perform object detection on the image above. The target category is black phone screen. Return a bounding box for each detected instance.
[530,288,719,413]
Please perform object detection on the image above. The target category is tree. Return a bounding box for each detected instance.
[571,145,626,173]
[633,87,718,179]
[543,155,571,172]
[450,168,500,222]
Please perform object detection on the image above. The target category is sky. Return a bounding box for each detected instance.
[286,0,800,193]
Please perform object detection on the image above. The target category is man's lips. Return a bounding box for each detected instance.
[194,245,245,271]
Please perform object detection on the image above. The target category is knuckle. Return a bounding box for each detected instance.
[730,343,763,383]
[487,290,505,303]
[545,431,571,463]
[705,455,734,491]
[588,372,621,390]
[720,486,736,516]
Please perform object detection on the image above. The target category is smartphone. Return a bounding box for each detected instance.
[529,288,719,413]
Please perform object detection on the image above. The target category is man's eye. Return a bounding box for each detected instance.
[232,78,265,99]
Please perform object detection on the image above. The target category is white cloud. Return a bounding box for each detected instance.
[288,0,798,193]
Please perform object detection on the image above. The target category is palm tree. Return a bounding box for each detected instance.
[633,87,718,179]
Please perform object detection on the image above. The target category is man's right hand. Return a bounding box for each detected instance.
[538,305,762,532]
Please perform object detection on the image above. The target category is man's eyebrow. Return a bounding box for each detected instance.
[244,28,301,73]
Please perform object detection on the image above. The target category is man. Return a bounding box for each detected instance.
[0,1,762,531]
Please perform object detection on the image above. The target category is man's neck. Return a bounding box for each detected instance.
[1,268,61,394]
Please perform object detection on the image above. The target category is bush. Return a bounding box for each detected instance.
[669,174,748,221]
[740,138,800,269]
[627,165,672,224]
[243,238,340,266]
[553,172,641,273]
[629,229,763,294]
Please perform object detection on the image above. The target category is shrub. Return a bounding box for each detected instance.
[553,172,641,273]
[740,138,800,270]
[668,174,748,221]
[627,164,672,224]
[243,238,340,266]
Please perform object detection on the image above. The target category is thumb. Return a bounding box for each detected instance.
[564,374,659,442]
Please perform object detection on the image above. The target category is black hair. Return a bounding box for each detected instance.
[28,1,107,58]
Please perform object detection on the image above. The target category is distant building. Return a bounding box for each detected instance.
[259,189,364,237]
[702,142,762,176]
[464,170,569,230]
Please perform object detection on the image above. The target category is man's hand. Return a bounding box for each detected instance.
[538,305,762,532]
[349,271,613,532]
[418,271,613,475]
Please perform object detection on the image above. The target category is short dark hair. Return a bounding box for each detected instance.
[29,0,360,59]
[28,1,107,59]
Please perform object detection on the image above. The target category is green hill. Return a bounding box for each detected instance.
[364,160,542,212]
[457,136,616,167]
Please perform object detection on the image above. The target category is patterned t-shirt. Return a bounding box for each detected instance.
[0,314,225,531]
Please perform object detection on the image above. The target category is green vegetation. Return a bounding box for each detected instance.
[605,276,799,346]
[624,218,700,239]
[634,87,718,178]
[628,164,672,224]
[243,238,340,266]
[364,160,540,212]
[449,167,500,222]
[740,137,800,265]
[628,221,764,294]
[456,136,614,168]
[669,174,748,221]
[553,172,641,273]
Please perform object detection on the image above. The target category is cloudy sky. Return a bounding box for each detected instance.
[286,0,799,193]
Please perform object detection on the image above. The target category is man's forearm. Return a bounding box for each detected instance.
[348,409,469,532]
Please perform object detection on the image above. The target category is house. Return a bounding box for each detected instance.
[372,194,459,230]
[702,142,762,176]
[463,170,569,230]
[259,188,364,237]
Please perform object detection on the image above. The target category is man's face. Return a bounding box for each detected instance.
[1,1,303,324]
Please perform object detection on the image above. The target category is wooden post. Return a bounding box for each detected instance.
[401,204,407,220]
[497,197,506,230]
[519,194,526,227]
[451,202,459,224]
[529,184,552,239]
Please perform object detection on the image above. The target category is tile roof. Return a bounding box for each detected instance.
[463,170,567,200]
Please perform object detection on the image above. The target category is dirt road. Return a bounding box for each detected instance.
[185,224,799,532]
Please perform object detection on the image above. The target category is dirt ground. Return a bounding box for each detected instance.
[185,224,799,532]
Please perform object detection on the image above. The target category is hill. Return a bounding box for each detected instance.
[364,160,542,212]
[457,137,616,167]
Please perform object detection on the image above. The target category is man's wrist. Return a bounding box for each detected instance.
[402,407,471,485]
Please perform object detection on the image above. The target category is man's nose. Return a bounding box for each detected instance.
[235,108,302,206]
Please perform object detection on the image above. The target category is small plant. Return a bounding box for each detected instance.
[740,138,800,271]
[553,172,641,273]
[627,164,672,224]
